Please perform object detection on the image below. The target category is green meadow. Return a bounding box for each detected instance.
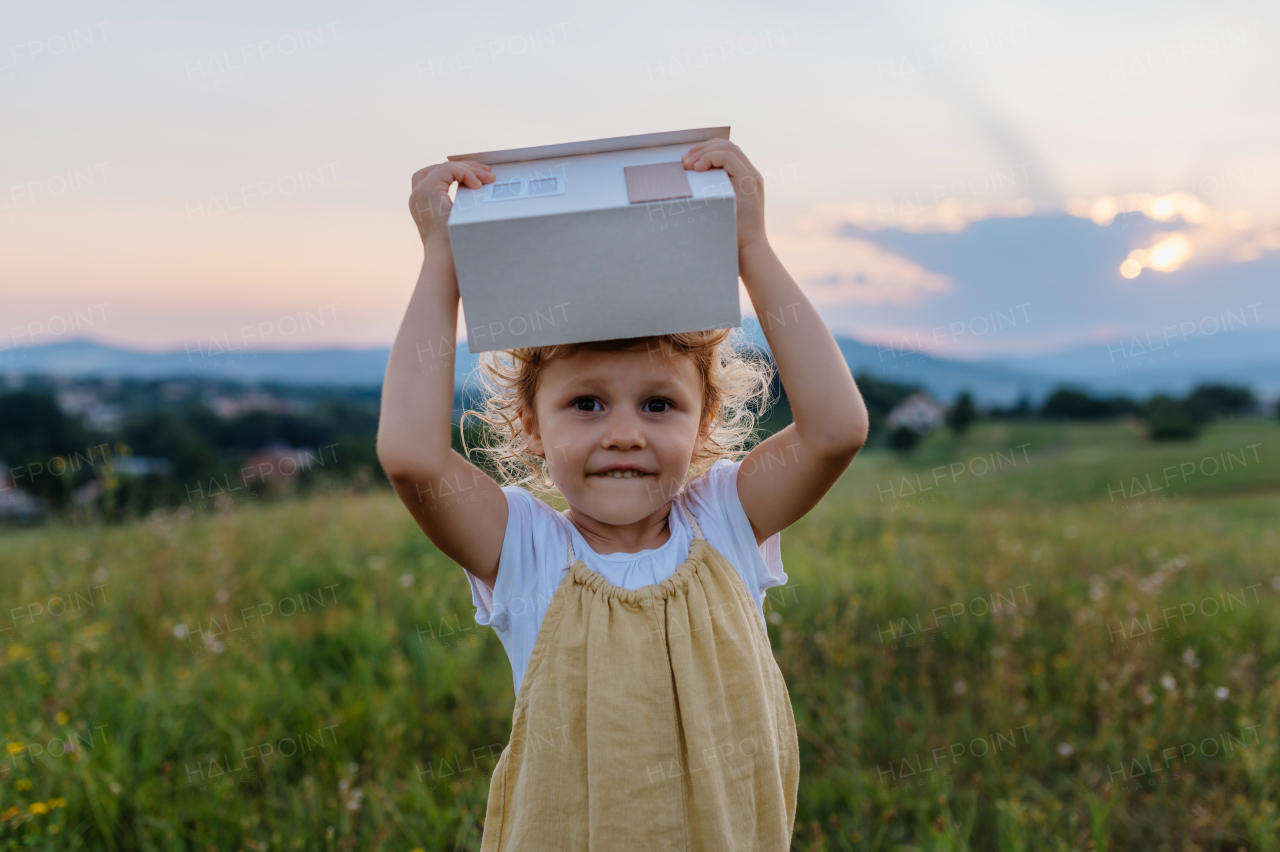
[1,418,1277,850]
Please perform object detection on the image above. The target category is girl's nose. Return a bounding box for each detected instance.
[601,410,647,451]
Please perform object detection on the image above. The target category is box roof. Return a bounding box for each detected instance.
[448,126,730,166]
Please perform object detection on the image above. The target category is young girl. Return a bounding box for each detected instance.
[378,139,869,850]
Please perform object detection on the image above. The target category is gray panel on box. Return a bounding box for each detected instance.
[451,200,739,352]
[624,162,693,204]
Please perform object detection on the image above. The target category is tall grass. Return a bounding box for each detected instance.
[1,420,1277,850]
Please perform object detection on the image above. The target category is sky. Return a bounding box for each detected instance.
[2,0,1278,360]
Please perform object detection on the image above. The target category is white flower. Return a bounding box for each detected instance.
[1215,686,1229,700]
[1057,742,1074,757]
[1160,674,1176,691]
[399,573,414,588]
[1141,692,1156,704]
[172,624,188,639]
[211,641,226,654]
[953,681,967,695]
[216,589,230,603]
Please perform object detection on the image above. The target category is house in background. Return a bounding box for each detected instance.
[0,462,47,523]
[886,392,947,435]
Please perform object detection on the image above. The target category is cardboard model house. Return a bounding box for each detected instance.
[447,126,740,353]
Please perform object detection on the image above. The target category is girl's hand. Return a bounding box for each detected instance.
[408,161,496,247]
[681,140,767,253]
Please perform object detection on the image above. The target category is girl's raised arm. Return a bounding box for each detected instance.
[682,142,870,544]
[376,163,509,588]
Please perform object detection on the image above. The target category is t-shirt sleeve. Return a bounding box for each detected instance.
[683,458,787,594]
[462,486,559,632]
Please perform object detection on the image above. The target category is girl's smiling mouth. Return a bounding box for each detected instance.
[591,465,654,479]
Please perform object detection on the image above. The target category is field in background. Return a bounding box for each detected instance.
[1,419,1277,850]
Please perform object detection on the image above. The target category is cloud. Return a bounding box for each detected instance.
[1065,191,1280,277]
[770,221,953,306]
[809,197,1037,233]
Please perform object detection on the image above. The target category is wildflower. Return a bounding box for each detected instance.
[29,802,49,815]
[1215,686,1229,700]
[1057,742,1074,756]
[56,711,70,725]
[7,742,24,755]
[400,572,415,588]
[1160,674,1176,691]
[173,624,188,639]
[15,779,33,791]
[953,680,967,695]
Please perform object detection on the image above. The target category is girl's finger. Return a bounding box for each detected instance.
[689,150,743,175]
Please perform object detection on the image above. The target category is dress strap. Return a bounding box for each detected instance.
[678,495,706,542]
[559,513,578,567]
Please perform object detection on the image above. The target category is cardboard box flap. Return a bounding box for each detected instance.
[448,126,730,166]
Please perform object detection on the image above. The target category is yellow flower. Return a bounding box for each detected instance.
[55,711,70,725]
[51,797,67,808]
[15,779,33,791]
[6,742,24,755]
[29,801,49,815]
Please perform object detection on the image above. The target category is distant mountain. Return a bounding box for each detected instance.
[973,329,1280,400]
[0,340,393,387]
[3,324,1274,406]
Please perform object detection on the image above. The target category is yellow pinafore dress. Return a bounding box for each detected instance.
[479,497,800,851]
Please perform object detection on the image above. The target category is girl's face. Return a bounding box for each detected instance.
[521,342,709,527]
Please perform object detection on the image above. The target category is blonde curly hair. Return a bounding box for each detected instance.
[462,329,775,500]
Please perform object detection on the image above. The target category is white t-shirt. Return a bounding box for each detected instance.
[462,458,787,698]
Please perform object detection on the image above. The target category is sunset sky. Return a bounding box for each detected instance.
[3,0,1278,358]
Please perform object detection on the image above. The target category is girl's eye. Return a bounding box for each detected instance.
[643,399,672,413]
[574,398,602,412]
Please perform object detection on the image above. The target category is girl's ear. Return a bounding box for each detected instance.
[703,403,721,436]
[521,406,545,458]
[694,403,720,454]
